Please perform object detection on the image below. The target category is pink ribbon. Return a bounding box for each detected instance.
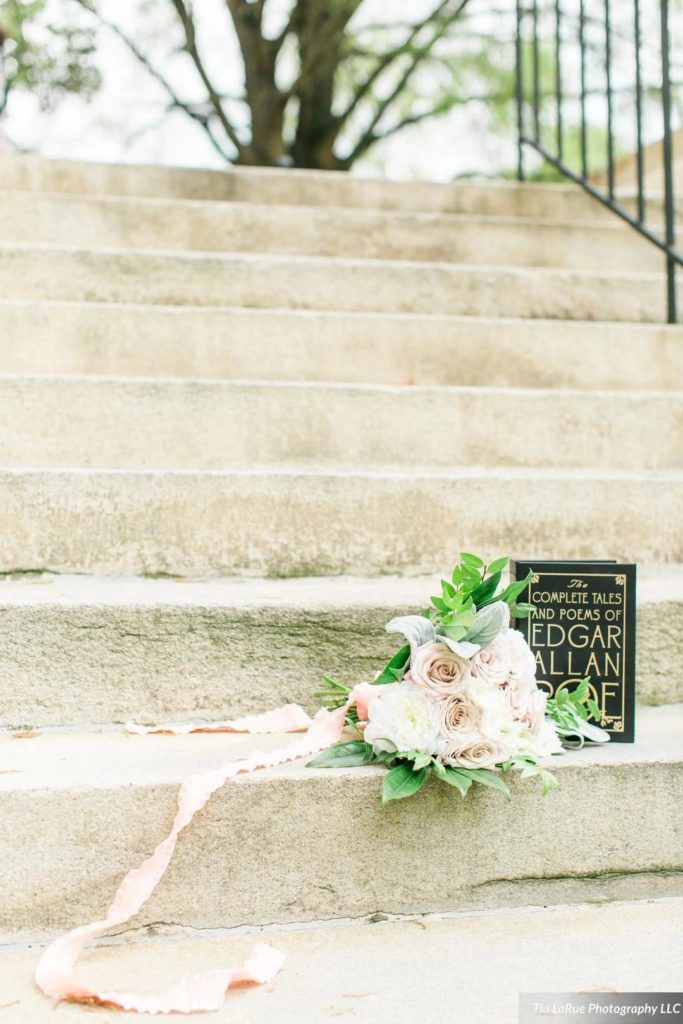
[34,703,348,1014]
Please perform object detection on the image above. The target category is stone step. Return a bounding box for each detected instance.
[0,191,659,272]
[0,570,679,730]
[1,467,683,576]
[0,153,608,220]
[0,244,675,322]
[0,705,680,941]
[1,899,680,1024]
[2,376,681,471]
[3,300,682,391]
[1,301,683,390]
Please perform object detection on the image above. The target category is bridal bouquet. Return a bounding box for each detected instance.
[310,554,606,804]
[34,552,610,1016]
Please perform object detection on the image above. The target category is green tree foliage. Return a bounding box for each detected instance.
[0,0,100,115]
[1,0,479,168]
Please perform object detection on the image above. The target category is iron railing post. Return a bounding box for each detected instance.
[660,0,677,323]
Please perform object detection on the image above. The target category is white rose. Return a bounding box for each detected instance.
[440,693,482,743]
[364,682,444,757]
[442,735,510,770]
[506,674,539,720]
[406,641,472,697]
[518,715,563,759]
[503,628,537,686]
[467,675,511,735]
[470,635,511,688]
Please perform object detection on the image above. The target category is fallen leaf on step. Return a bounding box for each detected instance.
[11,731,40,739]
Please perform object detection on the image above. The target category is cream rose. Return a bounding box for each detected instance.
[440,692,481,742]
[442,735,510,770]
[406,641,472,697]
[470,635,511,688]
[364,682,444,757]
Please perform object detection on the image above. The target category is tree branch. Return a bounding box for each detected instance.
[70,0,234,161]
[336,0,455,129]
[170,0,244,153]
[346,0,470,163]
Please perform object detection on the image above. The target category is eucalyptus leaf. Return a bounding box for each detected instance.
[487,556,509,574]
[385,615,435,649]
[382,763,428,804]
[460,552,484,568]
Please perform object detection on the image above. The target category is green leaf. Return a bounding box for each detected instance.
[469,571,502,608]
[382,763,428,804]
[374,644,411,686]
[487,556,509,574]
[454,767,511,800]
[431,596,448,612]
[540,770,560,796]
[460,552,484,568]
[496,571,533,607]
[587,698,601,722]
[510,603,536,619]
[438,766,472,796]
[307,740,375,769]
[410,752,432,771]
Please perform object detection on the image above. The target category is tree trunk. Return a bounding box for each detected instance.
[291,0,358,170]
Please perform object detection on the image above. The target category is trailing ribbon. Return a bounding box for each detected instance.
[34,703,349,1015]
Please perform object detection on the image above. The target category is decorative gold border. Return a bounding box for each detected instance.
[527,571,629,729]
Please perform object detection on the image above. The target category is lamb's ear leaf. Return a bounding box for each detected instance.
[462,601,510,648]
[385,615,435,649]
[382,763,428,804]
[436,634,480,658]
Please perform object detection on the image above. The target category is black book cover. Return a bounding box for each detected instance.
[510,560,637,742]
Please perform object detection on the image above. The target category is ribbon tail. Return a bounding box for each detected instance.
[35,705,348,1014]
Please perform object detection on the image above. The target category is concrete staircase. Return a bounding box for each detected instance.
[0,156,681,1022]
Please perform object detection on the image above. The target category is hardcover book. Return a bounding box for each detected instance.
[510,560,637,742]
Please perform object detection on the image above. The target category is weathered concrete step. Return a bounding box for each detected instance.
[0,192,659,272]
[1,570,679,729]
[0,244,675,322]
[2,300,682,390]
[2,467,683,576]
[2,900,681,1024]
[0,706,680,940]
[0,153,608,219]
[2,376,681,471]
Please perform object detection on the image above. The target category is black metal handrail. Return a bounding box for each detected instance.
[515,0,682,323]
